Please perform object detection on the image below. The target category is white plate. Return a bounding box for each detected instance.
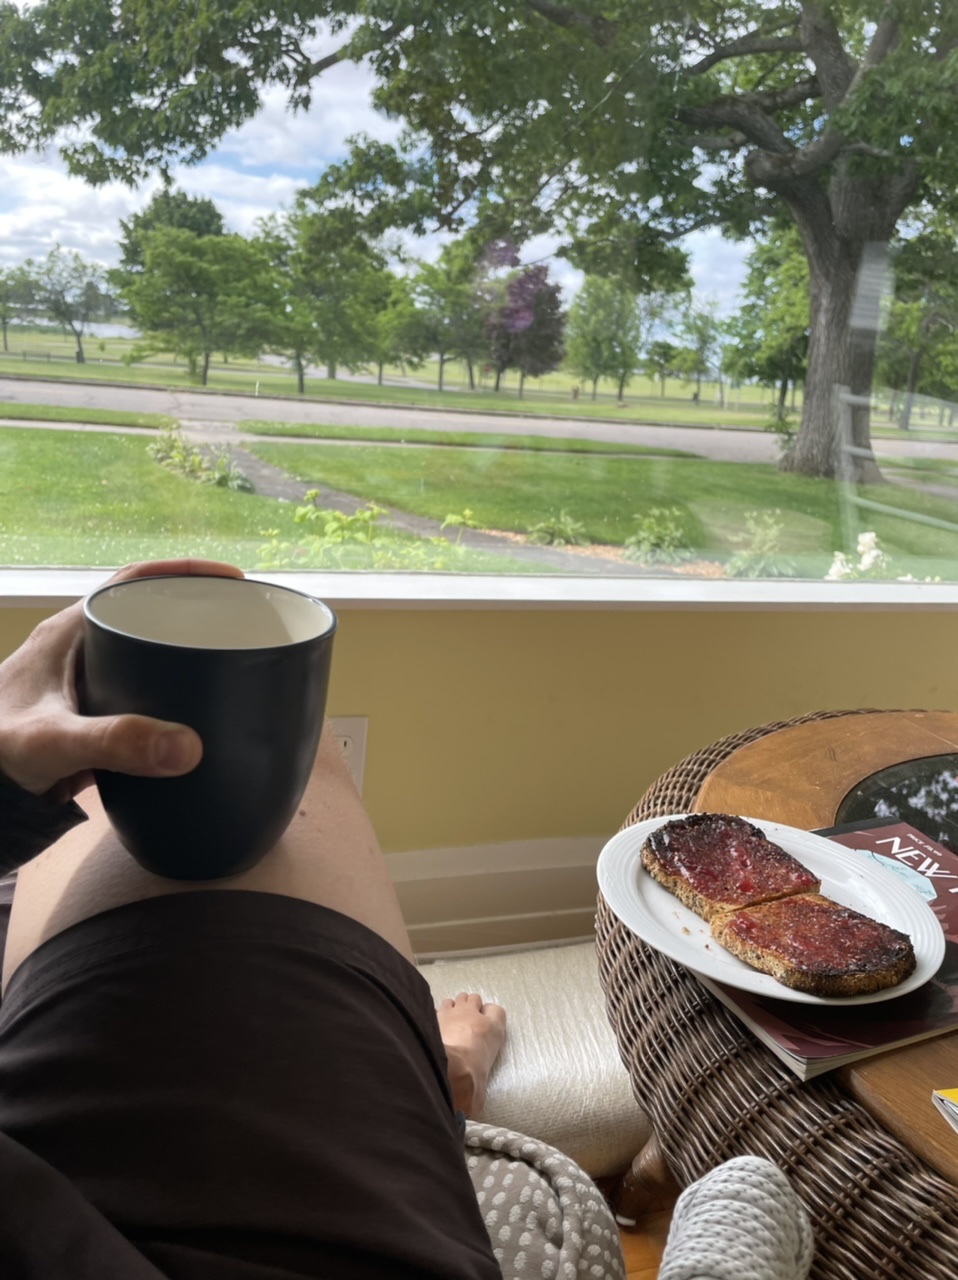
[597,814,946,1005]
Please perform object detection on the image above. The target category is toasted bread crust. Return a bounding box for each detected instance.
[640,813,821,923]
[711,893,917,997]
[640,846,739,922]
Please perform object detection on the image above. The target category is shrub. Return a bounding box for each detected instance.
[147,424,252,492]
[727,509,798,578]
[527,510,589,546]
[624,506,690,564]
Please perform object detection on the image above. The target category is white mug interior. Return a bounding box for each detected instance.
[85,577,335,650]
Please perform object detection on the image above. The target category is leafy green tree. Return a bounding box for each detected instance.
[678,302,725,405]
[365,271,429,386]
[8,4,958,478]
[254,214,322,396]
[564,279,611,400]
[286,201,387,380]
[566,277,676,400]
[723,226,810,421]
[119,186,224,272]
[120,229,276,384]
[645,340,679,398]
[413,241,495,391]
[34,246,111,363]
[878,226,958,429]
[0,263,38,351]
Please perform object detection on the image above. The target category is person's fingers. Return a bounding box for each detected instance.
[31,711,203,784]
[107,558,245,585]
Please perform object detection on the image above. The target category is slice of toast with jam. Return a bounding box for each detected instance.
[711,892,916,997]
[641,813,916,996]
[640,813,820,923]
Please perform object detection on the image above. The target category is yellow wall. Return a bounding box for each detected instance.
[2,605,955,852]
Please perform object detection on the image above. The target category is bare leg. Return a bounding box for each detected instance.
[3,722,414,989]
[437,992,507,1119]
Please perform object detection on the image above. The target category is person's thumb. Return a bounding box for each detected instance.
[57,712,203,780]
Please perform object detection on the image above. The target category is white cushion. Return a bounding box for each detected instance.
[421,941,650,1178]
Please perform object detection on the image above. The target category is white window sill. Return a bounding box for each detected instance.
[1,569,957,610]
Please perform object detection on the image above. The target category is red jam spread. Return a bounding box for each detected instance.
[647,813,819,907]
[722,894,913,974]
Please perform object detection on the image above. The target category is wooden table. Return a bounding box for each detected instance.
[695,708,958,1185]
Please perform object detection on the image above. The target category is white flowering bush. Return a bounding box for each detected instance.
[825,531,890,581]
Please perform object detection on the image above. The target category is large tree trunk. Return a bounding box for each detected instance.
[591,377,598,401]
[377,361,384,386]
[751,150,918,481]
[327,360,337,380]
[494,367,502,392]
[72,324,85,364]
[617,372,627,400]
[466,357,475,391]
[776,378,788,421]
[294,355,305,395]
[518,369,526,399]
[438,354,445,391]
[201,350,211,385]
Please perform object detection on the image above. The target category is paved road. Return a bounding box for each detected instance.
[0,375,777,463]
[3,375,958,467]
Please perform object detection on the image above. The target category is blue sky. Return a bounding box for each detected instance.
[0,57,750,308]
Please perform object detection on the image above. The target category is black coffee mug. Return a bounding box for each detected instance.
[80,575,337,880]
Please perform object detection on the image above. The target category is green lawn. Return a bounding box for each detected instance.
[0,427,529,572]
[4,421,957,580]
[0,402,174,429]
[249,439,958,579]
[240,419,695,457]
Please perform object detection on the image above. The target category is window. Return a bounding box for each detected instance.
[1,8,956,588]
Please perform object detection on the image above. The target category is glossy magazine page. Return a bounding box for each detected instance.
[702,821,958,1078]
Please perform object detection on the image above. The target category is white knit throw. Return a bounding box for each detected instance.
[658,1156,814,1280]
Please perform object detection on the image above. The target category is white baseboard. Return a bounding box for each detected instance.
[385,834,609,957]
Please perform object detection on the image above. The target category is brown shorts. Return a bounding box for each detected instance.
[0,890,500,1279]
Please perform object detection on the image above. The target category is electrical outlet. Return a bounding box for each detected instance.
[328,716,368,793]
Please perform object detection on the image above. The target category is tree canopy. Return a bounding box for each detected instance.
[6,3,958,476]
[119,186,225,271]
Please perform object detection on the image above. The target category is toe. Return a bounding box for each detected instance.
[483,1001,507,1027]
[438,997,455,1012]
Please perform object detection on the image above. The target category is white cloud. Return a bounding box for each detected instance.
[211,62,401,174]
[684,229,750,312]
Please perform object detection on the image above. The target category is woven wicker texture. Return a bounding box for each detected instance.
[597,710,958,1280]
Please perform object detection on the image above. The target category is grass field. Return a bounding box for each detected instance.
[249,439,958,579]
[0,427,529,571]
[3,412,957,578]
[240,419,695,457]
[0,402,174,429]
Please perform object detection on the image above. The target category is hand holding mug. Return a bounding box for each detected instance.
[0,558,244,803]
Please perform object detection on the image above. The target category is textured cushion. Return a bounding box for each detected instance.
[464,1121,626,1279]
[422,941,651,1177]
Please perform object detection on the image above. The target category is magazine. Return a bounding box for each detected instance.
[698,820,958,1081]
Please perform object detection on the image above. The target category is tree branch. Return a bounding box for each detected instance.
[799,2,855,107]
[689,33,803,76]
[737,77,820,112]
[678,99,794,155]
[300,21,406,85]
[692,132,749,152]
[524,0,618,48]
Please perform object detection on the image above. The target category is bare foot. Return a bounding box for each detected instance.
[437,991,507,1119]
